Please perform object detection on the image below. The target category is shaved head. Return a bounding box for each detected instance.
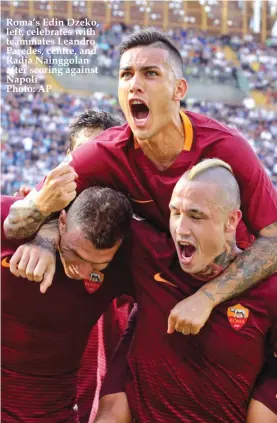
[177,159,241,214]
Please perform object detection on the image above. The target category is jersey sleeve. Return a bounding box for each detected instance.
[252,320,277,414]
[100,304,138,397]
[207,133,277,234]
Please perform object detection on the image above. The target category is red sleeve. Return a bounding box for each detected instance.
[252,320,277,414]
[206,133,277,234]
[100,304,137,397]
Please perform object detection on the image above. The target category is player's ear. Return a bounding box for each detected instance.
[58,210,67,235]
[173,78,187,101]
[225,209,242,233]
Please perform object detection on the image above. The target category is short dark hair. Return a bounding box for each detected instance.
[119,28,184,78]
[69,110,123,151]
[66,187,132,249]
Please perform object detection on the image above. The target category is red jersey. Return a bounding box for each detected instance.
[252,354,277,414]
[78,297,133,423]
[1,196,132,423]
[70,111,277,241]
[124,220,277,422]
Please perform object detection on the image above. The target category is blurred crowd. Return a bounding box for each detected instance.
[1,19,277,194]
[229,34,277,102]
[1,88,277,194]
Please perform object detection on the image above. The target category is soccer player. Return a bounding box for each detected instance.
[4,29,277,337]
[1,187,133,423]
[95,159,277,423]
[10,110,133,423]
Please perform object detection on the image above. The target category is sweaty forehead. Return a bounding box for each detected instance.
[120,46,170,69]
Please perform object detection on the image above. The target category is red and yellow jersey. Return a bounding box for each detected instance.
[70,110,277,241]
[126,220,277,423]
[1,195,132,423]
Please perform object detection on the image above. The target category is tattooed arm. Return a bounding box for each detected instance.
[201,221,277,302]
[4,163,77,239]
[168,221,277,335]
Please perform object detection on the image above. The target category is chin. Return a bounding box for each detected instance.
[179,261,203,276]
[132,128,150,140]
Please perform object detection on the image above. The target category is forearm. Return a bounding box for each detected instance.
[4,163,78,240]
[100,304,137,397]
[200,234,277,305]
[3,191,50,239]
[247,399,277,423]
[94,393,132,423]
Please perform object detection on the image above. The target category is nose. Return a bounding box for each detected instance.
[176,214,191,238]
[129,72,144,94]
[72,262,91,280]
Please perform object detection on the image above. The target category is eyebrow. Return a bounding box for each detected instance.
[71,249,109,265]
[169,204,208,217]
[119,65,161,72]
[188,209,208,217]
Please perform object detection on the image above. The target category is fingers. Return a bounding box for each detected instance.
[52,163,78,179]
[167,293,214,336]
[25,255,40,281]
[64,181,77,193]
[167,314,176,334]
[40,265,55,294]
[10,246,24,277]
[167,311,203,336]
[19,185,32,197]
[9,244,56,294]
[34,259,52,284]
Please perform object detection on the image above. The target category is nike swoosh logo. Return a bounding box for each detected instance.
[130,198,154,204]
[154,273,177,288]
[1,257,10,268]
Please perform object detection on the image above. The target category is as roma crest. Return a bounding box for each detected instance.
[227,304,249,331]
[84,271,104,294]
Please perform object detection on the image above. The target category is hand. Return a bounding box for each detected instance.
[10,242,56,294]
[167,291,215,335]
[14,185,32,197]
[34,163,78,216]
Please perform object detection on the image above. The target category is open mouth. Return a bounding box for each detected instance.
[130,100,149,125]
[178,242,196,264]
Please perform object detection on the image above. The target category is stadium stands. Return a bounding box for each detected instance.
[1,20,277,193]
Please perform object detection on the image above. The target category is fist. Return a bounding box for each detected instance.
[36,163,78,215]
[10,242,56,294]
[167,291,214,335]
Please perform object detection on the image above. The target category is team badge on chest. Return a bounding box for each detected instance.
[227,304,249,331]
[84,271,104,294]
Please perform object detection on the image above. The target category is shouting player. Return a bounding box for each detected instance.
[96,159,277,423]
[4,29,277,342]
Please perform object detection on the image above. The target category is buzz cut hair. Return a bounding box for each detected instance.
[186,158,233,180]
[119,28,184,79]
[69,110,123,152]
[184,158,241,210]
[66,186,132,249]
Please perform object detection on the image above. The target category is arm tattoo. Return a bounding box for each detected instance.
[4,198,48,239]
[31,219,60,252]
[31,235,57,255]
[200,229,277,304]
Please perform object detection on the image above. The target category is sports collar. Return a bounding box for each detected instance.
[133,111,193,151]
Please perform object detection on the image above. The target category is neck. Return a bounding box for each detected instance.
[194,240,241,282]
[136,112,184,171]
